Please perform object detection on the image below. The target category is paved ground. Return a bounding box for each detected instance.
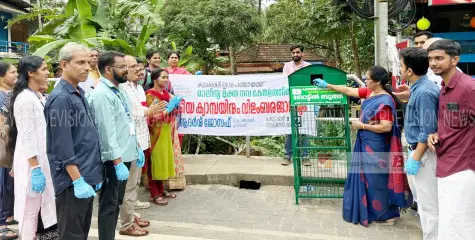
[86,184,422,240]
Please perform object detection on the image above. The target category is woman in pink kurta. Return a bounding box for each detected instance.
[7,56,57,239]
[163,51,189,190]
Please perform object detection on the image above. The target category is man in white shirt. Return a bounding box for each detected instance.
[118,55,166,233]
[282,45,311,166]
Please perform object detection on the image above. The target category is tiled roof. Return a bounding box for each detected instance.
[236,44,326,63]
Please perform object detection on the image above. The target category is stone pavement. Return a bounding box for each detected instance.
[88,184,422,240]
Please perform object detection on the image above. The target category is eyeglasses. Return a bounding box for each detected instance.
[112,65,127,69]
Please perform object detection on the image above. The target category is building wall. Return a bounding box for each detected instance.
[11,20,29,43]
[0,11,13,42]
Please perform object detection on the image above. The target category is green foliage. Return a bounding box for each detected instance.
[263,0,374,74]
[160,0,262,74]
[251,136,285,157]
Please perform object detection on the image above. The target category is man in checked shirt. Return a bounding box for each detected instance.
[119,55,167,233]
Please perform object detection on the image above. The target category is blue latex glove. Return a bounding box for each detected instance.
[30,167,46,193]
[136,148,145,168]
[171,96,183,108]
[196,71,203,75]
[114,162,129,181]
[73,177,96,199]
[166,96,183,112]
[404,157,421,175]
[313,78,328,88]
[95,182,102,191]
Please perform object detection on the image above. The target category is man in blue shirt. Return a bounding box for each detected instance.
[45,42,104,240]
[400,47,439,240]
[88,51,145,238]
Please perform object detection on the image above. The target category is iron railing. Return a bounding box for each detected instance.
[0,40,29,53]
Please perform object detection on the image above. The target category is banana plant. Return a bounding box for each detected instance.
[29,0,102,57]
[27,0,165,58]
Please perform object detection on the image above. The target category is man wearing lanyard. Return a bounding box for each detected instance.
[281,45,311,166]
[119,55,167,232]
[89,51,147,238]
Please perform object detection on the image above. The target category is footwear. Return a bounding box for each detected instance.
[0,227,18,239]
[302,159,311,166]
[119,223,149,237]
[281,156,292,166]
[150,196,168,206]
[411,202,418,211]
[134,200,150,210]
[372,218,396,226]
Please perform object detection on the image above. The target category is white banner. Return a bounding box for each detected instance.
[171,74,294,136]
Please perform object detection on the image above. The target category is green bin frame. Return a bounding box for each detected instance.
[288,65,352,204]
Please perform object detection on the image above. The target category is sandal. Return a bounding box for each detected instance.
[150,196,168,206]
[0,227,18,239]
[133,215,150,228]
[162,191,177,198]
[5,219,17,226]
[134,200,150,210]
[119,223,149,237]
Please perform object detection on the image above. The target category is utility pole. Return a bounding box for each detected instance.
[374,0,388,70]
[258,0,262,14]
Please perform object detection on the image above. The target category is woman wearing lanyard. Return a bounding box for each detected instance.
[7,56,57,239]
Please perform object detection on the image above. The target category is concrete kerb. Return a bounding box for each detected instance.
[183,154,294,187]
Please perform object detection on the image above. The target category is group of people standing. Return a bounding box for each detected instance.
[0,42,191,239]
[316,34,475,240]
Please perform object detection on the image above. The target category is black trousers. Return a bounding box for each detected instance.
[55,186,94,240]
[98,161,130,240]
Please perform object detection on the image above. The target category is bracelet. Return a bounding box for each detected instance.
[362,124,365,130]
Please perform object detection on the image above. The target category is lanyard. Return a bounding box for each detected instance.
[110,88,130,118]
[27,88,45,107]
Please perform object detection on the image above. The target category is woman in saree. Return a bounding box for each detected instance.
[165,51,189,145]
[145,69,181,205]
[162,51,188,190]
[314,66,411,227]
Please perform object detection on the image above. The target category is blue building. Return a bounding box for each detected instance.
[0,0,35,56]
[417,2,475,78]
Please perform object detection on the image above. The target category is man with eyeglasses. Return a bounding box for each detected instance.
[88,51,147,238]
[118,55,167,234]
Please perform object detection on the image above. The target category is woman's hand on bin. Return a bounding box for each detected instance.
[313,78,328,88]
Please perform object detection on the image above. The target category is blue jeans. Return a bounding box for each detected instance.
[285,135,309,158]
[0,167,14,226]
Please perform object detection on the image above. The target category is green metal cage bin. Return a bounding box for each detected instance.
[288,65,352,204]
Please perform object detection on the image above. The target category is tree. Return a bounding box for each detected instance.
[263,0,374,76]
[161,0,262,75]
[15,0,165,59]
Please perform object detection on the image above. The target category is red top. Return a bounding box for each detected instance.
[358,88,394,121]
[436,71,475,178]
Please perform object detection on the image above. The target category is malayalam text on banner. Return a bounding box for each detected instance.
[171,74,293,136]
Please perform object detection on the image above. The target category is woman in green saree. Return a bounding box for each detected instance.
[145,69,180,205]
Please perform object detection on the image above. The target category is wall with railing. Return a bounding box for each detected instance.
[0,40,29,53]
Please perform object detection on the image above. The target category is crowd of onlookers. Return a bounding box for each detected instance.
[0,31,473,240]
[278,34,475,240]
[0,43,192,239]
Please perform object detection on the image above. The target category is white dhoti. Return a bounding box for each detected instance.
[410,150,438,240]
[438,169,475,240]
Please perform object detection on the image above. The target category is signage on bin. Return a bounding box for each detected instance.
[289,87,347,105]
